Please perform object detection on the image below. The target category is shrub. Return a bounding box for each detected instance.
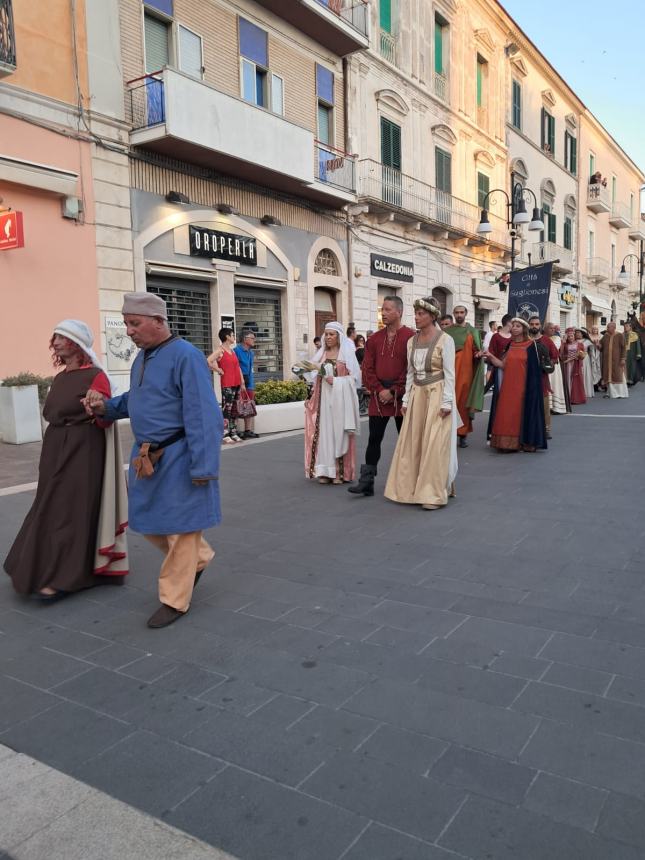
[2,372,55,405]
[254,379,308,405]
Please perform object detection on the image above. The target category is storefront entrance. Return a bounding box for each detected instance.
[147,277,213,356]
[234,285,283,382]
[314,288,337,338]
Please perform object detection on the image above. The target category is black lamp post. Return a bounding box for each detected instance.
[477,183,544,271]
[617,240,645,305]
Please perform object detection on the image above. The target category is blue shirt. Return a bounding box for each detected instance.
[234,344,255,390]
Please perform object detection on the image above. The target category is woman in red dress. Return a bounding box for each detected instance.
[560,327,586,405]
[208,327,245,444]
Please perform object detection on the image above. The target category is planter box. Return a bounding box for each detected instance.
[0,385,43,444]
[237,400,305,435]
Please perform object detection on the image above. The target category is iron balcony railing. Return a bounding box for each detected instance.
[314,0,369,37]
[379,29,398,65]
[315,142,356,194]
[433,72,447,102]
[0,0,17,75]
[586,182,610,210]
[127,72,165,130]
[357,159,510,248]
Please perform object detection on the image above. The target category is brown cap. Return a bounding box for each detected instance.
[122,292,168,319]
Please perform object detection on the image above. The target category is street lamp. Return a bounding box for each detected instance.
[617,242,645,303]
[477,183,544,270]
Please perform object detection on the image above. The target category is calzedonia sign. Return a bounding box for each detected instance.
[370,253,414,283]
[189,225,257,266]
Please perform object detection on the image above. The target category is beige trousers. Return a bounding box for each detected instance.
[144,531,214,612]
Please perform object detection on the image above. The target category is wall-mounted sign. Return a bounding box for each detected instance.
[221,315,235,332]
[0,211,24,251]
[370,253,414,283]
[189,225,257,265]
[559,283,577,309]
[105,316,138,372]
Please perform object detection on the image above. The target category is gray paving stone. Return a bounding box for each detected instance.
[249,694,314,728]
[594,618,645,649]
[182,709,332,786]
[259,624,337,657]
[364,625,433,651]
[277,606,335,629]
[0,675,59,732]
[187,604,282,642]
[416,656,526,706]
[520,720,645,798]
[439,794,640,860]
[357,724,448,774]
[120,688,219,741]
[320,638,425,683]
[363,600,466,636]
[0,701,133,772]
[198,677,275,715]
[117,654,177,682]
[301,751,465,843]
[237,598,294,620]
[29,624,111,658]
[449,593,598,636]
[344,678,539,758]
[384,584,459,610]
[152,663,228,698]
[540,661,613,695]
[315,614,381,641]
[522,589,617,619]
[429,744,536,804]
[0,609,49,635]
[513,681,645,744]
[597,792,645,851]
[51,666,150,717]
[536,631,645,678]
[443,616,553,657]
[72,730,223,817]
[85,641,149,669]
[168,764,366,860]
[286,704,377,750]
[0,750,51,801]
[424,635,502,668]
[524,772,608,832]
[0,637,92,689]
[489,652,550,679]
[341,823,453,860]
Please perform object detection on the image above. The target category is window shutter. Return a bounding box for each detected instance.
[391,123,401,171]
[144,14,170,73]
[571,137,577,175]
[239,18,268,66]
[564,217,572,250]
[512,80,521,128]
[380,0,392,33]
[564,131,569,169]
[548,212,556,244]
[540,107,546,148]
[435,148,452,193]
[434,20,443,74]
[549,114,555,156]
[316,64,334,105]
[476,61,482,107]
[477,172,489,209]
[178,26,202,78]
[381,118,401,170]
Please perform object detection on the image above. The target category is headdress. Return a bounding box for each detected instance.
[510,317,530,330]
[311,321,362,387]
[53,319,103,369]
[413,297,441,318]
[122,292,168,319]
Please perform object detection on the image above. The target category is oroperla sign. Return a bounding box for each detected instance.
[189,225,257,265]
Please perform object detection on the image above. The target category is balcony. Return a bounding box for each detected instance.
[586,182,611,214]
[608,267,631,291]
[629,217,645,242]
[356,159,511,251]
[585,256,610,283]
[252,0,368,55]
[0,0,16,77]
[127,69,355,206]
[314,141,356,200]
[379,29,398,66]
[433,72,448,103]
[609,200,632,229]
[532,241,574,276]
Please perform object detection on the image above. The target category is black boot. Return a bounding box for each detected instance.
[348,464,376,496]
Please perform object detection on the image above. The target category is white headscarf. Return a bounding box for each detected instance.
[312,321,361,387]
[53,319,104,369]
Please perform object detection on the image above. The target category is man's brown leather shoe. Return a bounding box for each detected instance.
[147,604,185,629]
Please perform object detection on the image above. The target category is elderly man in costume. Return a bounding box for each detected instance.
[348,295,415,496]
[84,292,224,628]
[444,305,484,448]
[599,321,628,399]
[623,322,641,386]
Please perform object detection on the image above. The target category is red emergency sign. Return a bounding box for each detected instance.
[0,211,25,251]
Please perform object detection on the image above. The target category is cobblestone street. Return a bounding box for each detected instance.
[2,391,645,858]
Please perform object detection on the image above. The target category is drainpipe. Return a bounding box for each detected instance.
[343,55,354,327]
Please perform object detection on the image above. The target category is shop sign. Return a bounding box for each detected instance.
[370,253,414,283]
[221,315,235,332]
[559,283,577,309]
[105,316,137,372]
[189,225,257,265]
[0,211,24,251]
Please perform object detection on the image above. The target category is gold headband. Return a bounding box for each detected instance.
[413,298,441,317]
[510,317,530,329]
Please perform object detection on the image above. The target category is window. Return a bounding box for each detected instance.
[564,216,572,250]
[381,117,401,170]
[271,74,284,115]
[564,131,577,175]
[611,175,617,203]
[177,25,202,79]
[144,12,170,73]
[316,64,334,146]
[541,108,555,156]
[380,0,392,33]
[589,153,595,179]
[611,243,616,270]
[477,171,490,209]
[476,55,486,107]
[630,193,635,221]
[435,147,452,193]
[588,229,595,258]
[541,202,556,244]
[512,79,522,130]
[434,15,446,75]
[239,18,268,108]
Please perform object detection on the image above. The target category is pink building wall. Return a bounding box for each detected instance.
[0,114,99,377]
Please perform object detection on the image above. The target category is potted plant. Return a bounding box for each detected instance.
[0,372,52,444]
[249,379,308,435]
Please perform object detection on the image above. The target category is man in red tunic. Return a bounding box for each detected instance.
[348,296,415,496]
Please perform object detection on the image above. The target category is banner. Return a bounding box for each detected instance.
[507,263,553,322]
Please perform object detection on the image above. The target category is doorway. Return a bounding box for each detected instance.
[314,288,337,338]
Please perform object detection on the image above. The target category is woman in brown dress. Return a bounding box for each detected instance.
[4,320,128,601]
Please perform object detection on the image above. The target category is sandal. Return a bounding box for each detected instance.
[223,437,234,445]
[318,477,331,484]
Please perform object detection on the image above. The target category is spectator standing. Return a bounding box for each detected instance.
[209,328,244,443]
[234,330,259,439]
[439,314,453,330]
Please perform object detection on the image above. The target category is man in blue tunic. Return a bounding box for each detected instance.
[85,292,223,628]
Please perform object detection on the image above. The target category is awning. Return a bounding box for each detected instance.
[582,293,612,314]
[474,298,500,311]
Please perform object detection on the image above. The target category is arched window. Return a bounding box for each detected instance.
[432,286,449,316]
[314,249,340,276]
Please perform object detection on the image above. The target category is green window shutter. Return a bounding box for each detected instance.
[571,137,577,175]
[512,80,521,128]
[435,147,452,193]
[477,172,489,209]
[476,61,482,107]
[381,117,401,170]
[435,20,443,75]
[145,13,170,73]
[548,212,556,244]
[564,217,572,250]
[548,114,555,156]
[541,202,550,243]
[564,131,569,169]
[540,107,546,148]
[380,0,392,33]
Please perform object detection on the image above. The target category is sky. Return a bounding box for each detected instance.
[500,0,645,178]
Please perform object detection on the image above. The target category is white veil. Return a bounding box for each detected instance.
[312,321,361,387]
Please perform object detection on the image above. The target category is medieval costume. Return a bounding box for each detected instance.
[304,322,361,483]
[487,329,512,394]
[549,332,572,414]
[587,334,602,390]
[488,322,547,453]
[103,293,223,626]
[349,322,415,495]
[385,307,458,509]
[537,334,560,437]
[560,332,587,405]
[600,329,628,398]
[445,322,484,446]
[5,321,128,597]
[624,329,642,385]
[581,336,597,398]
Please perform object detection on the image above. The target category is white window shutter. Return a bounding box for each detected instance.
[178,25,203,79]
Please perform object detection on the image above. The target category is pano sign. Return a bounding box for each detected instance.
[189,225,257,265]
[370,253,414,283]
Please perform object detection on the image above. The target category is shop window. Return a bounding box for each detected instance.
[146,279,212,356]
[314,249,340,276]
[234,286,283,382]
